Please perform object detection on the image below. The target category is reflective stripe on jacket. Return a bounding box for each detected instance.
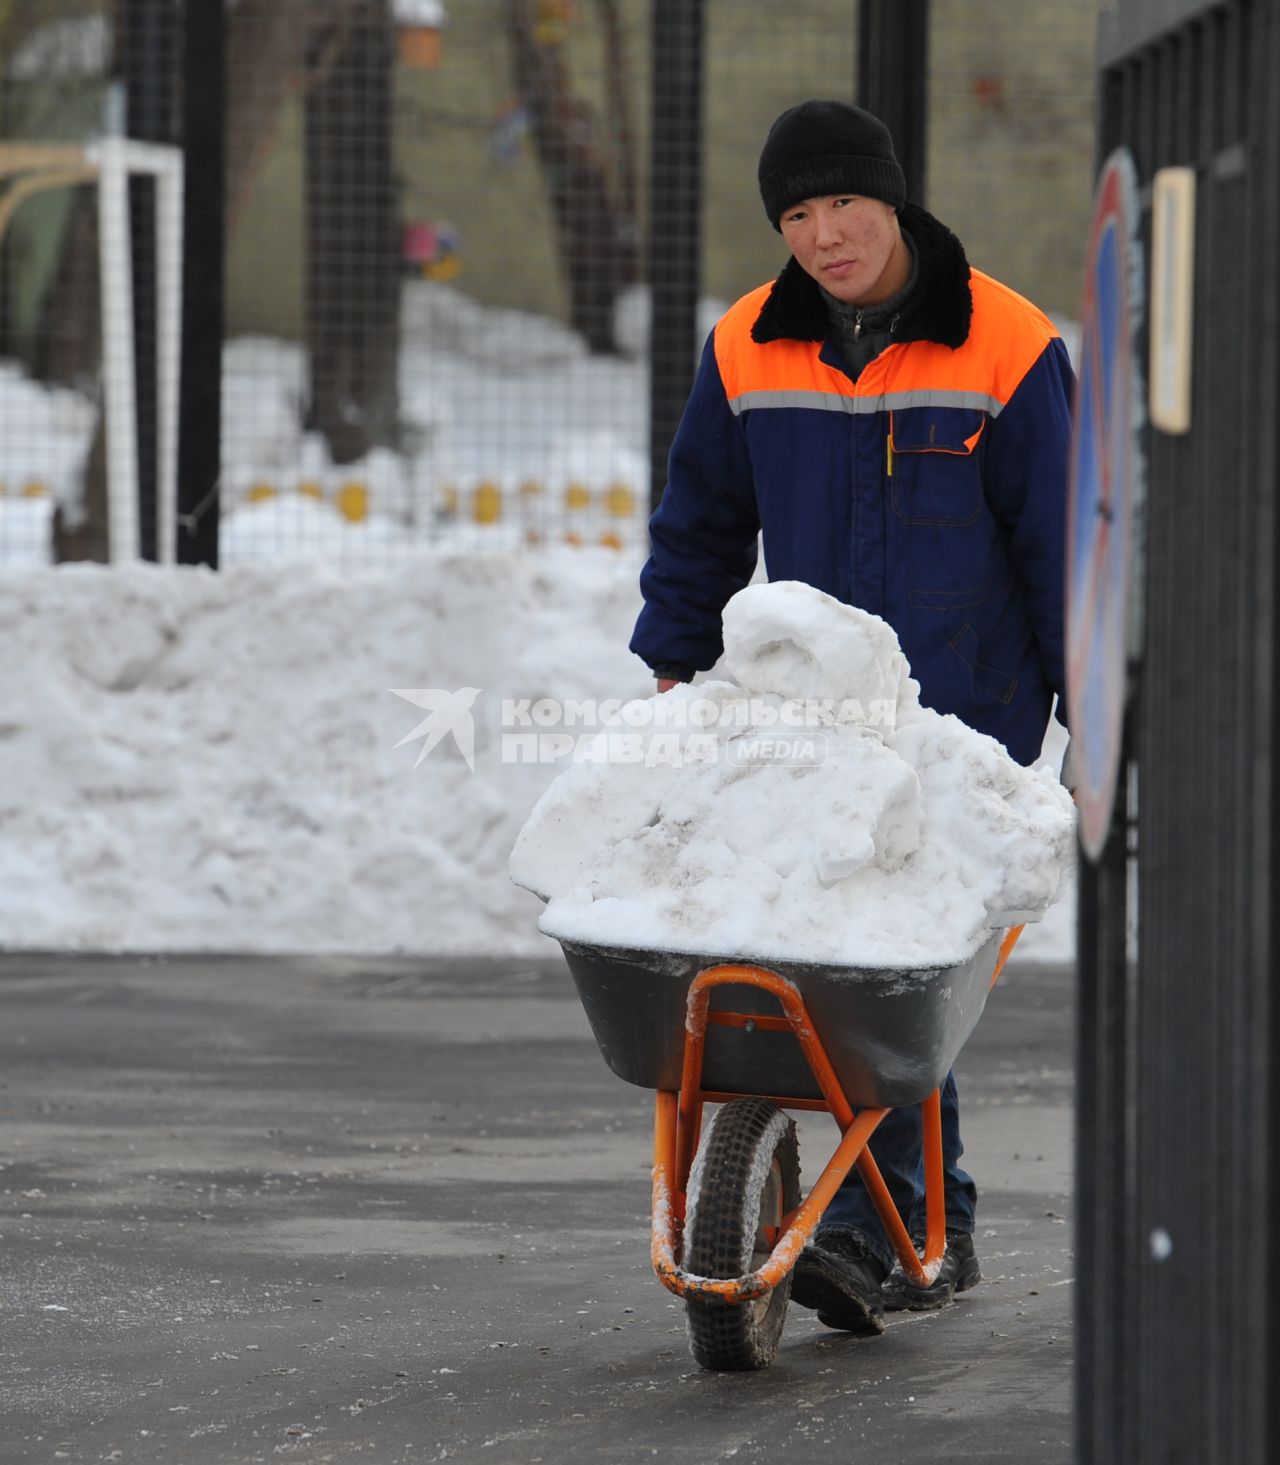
[630,204,1074,766]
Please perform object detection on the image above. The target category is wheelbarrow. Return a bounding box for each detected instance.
[557,924,1024,1371]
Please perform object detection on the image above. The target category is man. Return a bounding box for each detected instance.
[630,100,1073,1335]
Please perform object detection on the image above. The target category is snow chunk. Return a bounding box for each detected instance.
[722,581,920,730]
[512,583,1075,969]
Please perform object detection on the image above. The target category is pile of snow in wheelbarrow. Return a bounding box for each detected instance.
[511,582,1076,969]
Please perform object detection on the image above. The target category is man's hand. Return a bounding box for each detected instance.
[657,678,679,694]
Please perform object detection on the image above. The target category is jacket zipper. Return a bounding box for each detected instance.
[854,309,899,345]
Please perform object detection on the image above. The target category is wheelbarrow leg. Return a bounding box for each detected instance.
[855,921,1024,1287]
[852,1088,948,1285]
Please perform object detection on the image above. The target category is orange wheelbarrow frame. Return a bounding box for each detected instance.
[650,925,1024,1303]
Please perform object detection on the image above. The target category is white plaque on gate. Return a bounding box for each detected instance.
[1150,167,1196,435]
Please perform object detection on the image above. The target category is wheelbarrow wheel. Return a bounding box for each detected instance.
[683,1097,800,1371]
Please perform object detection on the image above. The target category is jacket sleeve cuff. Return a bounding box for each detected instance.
[650,665,695,683]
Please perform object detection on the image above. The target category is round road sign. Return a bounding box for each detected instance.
[1066,148,1145,863]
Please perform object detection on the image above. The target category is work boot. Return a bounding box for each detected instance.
[881,1228,981,1312]
[789,1229,887,1335]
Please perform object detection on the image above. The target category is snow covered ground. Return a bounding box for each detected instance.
[0,549,649,954]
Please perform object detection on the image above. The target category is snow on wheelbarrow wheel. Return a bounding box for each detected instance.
[683,1097,801,1371]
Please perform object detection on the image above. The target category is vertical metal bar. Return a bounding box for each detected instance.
[177,0,224,568]
[919,1087,946,1269]
[154,157,183,567]
[1220,1,1241,143]
[1252,0,1280,1431]
[857,0,929,206]
[648,0,704,514]
[650,1089,681,1280]
[124,0,173,562]
[1179,21,1200,162]
[1078,35,1138,1461]
[97,140,140,565]
[1075,769,1132,1465]
[673,979,712,1197]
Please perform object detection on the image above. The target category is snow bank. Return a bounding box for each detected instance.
[511,583,1075,969]
[0,550,648,954]
[0,555,1077,963]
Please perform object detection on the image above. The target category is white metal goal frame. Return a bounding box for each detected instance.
[0,137,184,564]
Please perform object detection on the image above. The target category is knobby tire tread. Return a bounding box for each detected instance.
[683,1097,800,1371]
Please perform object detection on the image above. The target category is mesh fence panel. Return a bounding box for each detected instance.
[0,1,1102,569]
[220,0,653,567]
[0,0,112,565]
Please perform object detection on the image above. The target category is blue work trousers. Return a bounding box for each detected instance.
[817,1070,976,1273]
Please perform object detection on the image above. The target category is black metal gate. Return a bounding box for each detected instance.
[1077,2,1280,1461]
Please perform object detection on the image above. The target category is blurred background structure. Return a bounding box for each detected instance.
[0,0,1101,569]
[1077,2,1280,1462]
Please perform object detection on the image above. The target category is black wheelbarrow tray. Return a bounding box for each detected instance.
[555,924,1025,1371]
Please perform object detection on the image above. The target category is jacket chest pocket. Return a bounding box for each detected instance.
[889,407,987,526]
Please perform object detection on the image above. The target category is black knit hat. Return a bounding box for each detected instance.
[758,100,906,228]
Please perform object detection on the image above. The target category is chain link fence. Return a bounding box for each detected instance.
[0,0,1100,569]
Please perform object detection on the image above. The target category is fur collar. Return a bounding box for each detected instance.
[750,202,972,349]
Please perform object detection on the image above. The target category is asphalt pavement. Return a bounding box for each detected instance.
[0,951,1075,1464]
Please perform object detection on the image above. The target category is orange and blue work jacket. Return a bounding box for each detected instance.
[630,203,1074,766]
